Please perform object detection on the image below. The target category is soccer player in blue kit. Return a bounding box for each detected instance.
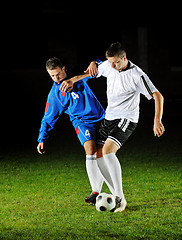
[37,57,105,203]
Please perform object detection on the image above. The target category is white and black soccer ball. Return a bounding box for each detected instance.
[95,193,116,212]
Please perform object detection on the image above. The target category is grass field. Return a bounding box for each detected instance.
[0,123,181,240]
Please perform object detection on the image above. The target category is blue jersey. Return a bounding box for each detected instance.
[38,76,105,143]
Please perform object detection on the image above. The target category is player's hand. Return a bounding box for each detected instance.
[84,61,98,78]
[60,80,74,92]
[153,120,165,137]
[37,142,45,154]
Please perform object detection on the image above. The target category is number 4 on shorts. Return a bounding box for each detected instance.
[85,130,91,137]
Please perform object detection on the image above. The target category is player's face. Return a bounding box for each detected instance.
[47,66,67,84]
[107,55,126,71]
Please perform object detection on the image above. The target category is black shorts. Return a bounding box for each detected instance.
[97,118,137,148]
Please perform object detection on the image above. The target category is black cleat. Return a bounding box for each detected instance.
[85,192,99,205]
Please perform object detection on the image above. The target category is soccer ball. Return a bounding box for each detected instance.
[95,193,116,212]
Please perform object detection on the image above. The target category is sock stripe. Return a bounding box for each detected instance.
[86,155,97,161]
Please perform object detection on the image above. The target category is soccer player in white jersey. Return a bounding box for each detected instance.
[60,42,165,212]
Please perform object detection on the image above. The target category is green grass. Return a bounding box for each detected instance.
[0,138,181,239]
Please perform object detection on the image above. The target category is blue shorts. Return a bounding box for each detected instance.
[73,121,101,146]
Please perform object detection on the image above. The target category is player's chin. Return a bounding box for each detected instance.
[115,67,121,71]
[55,80,61,84]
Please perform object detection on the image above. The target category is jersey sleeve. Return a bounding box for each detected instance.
[38,93,66,143]
[97,60,110,78]
[135,73,158,100]
[81,75,92,82]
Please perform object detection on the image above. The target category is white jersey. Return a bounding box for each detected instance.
[97,60,158,123]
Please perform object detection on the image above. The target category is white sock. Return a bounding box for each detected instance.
[103,153,124,199]
[97,157,115,195]
[86,155,104,193]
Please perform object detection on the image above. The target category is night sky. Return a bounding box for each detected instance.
[1,2,181,150]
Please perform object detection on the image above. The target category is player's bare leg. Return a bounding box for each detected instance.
[102,140,119,155]
[84,140,97,156]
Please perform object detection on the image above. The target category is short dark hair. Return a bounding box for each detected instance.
[46,57,63,70]
[106,42,126,58]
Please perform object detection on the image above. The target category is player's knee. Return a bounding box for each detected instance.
[85,147,97,155]
[102,146,112,156]
[84,140,97,155]
[102,140,119,155]
[102,143,110,155]
[86,150,97,155]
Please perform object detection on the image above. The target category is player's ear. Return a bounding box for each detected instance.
[62,66,66,72]
[123,55,127,61]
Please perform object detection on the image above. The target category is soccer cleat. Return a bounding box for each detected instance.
[85,192,99,205]
[112,196,127,213]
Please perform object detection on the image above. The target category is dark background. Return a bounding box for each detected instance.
[1,1,181,153]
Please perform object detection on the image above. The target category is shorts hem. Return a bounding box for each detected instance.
[96,140,105,146]
[108,136,122,148]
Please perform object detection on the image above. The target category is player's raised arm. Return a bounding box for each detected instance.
[59,73,89,92]
[60,60,102,92]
